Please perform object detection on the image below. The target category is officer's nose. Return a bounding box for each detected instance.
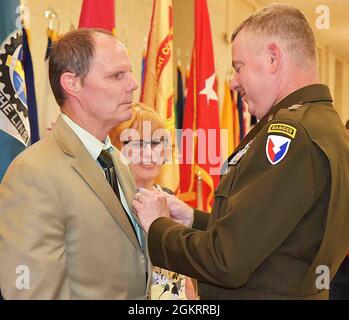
[230,73,239,92]
[128,73,138,92]
[126,73,138,93]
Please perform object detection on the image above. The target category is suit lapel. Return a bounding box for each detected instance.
[52,115,142,252]
[112,151,147,249]
[112,150,142,226]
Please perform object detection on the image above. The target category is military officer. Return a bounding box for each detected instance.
[133,4,349,299]
[330,120,349,300]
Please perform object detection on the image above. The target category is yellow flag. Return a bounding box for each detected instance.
[141,0,179,191]
[221,81,234,157]
[221,80,240,157]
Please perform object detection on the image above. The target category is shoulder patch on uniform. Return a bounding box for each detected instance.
[266,135,291,165]
[268,123,297,139]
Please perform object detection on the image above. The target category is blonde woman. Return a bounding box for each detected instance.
[110,103,197,300]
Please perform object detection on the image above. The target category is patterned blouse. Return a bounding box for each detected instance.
[150,185,188,300]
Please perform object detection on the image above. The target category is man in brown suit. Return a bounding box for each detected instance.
[133,4,349,299]
[0,29,150,299]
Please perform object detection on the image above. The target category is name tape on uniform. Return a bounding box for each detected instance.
[268,123,297,139]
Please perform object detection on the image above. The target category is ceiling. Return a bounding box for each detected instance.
[257,0,349,60]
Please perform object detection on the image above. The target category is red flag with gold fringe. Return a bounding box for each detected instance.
[179,0,220,211]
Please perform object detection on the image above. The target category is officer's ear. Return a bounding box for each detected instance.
[60,72,82,98]
[266,42,280,74]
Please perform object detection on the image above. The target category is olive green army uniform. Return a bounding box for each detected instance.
[148,84,349,299]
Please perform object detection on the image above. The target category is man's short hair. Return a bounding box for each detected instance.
[231,3,316,67]
[49,28,114,106]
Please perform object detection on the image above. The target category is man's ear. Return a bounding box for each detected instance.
[60,72,82,97]
[267,42,280,74]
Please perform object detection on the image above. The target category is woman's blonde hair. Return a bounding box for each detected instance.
[109,102,166,149]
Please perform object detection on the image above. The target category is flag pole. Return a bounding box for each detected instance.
[197,171,203,210]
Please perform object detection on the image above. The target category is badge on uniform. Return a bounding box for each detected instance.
[228,139,254,166]
[266,123,297,165]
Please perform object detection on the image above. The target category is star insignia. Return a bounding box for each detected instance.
[199,73,218,105]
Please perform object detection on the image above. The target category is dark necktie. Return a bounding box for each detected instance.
[97,149,121,201]
[97,150,140,238]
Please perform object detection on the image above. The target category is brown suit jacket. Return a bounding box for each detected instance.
[148,84,349,299]
[0,115,150,299]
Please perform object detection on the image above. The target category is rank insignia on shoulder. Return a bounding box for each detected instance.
[266,135,291,165]
[288,104,302,111]
[268,123,297,139]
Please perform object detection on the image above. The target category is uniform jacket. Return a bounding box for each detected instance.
[0,115,150,299]
[148,84,349,299]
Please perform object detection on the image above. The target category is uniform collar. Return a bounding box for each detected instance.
[227,84,332,166]
[272,84,332,111]
[257,84,333,135]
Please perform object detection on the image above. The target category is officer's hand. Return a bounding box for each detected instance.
[132,188,170,233]
[161,193,194,227]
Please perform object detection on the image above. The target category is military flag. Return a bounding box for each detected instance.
[39,27,61,137]
[179,0,221,211]
[221,80,240,157]
[79,0,116,33]
[0,0,30,181]
[140,0,179,192]
[22,27,39,143]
